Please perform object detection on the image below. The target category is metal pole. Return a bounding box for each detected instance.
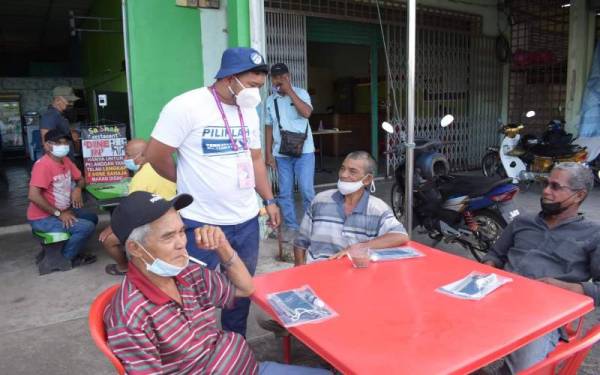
[404,0,416,238]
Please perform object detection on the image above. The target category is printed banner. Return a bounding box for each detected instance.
[81,124,128,184]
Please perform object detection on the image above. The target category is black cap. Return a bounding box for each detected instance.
[270,63,289,76]
[44,129,72,143]
[111,191,193,243]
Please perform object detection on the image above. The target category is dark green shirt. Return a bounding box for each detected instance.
[484,213,600,306]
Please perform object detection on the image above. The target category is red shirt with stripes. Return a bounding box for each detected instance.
[104,262,258,374]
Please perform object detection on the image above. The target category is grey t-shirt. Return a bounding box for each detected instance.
[40,106,75,159]
[40,106,70,135]
[483,213,600,306]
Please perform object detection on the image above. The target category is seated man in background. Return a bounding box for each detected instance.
[482,162,600,374]
[27,129,98,267]
[294,151,409,265]
[100,138,176,276]
[105,191,330,374]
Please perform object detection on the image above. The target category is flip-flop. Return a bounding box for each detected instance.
[105,263,127,276]
[72,254,97,267]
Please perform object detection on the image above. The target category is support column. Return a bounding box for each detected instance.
[200,1,228,85]
[370,44,379,163]
[565,0,595,134]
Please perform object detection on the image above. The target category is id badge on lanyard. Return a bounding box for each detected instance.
[237,155,255,189]
[211,87,255,189]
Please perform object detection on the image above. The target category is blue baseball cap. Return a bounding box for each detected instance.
[214,47,268,79]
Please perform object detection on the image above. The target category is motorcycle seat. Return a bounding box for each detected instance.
[414,138,442,151]
[531,144,585,157]
[438,174,513,198]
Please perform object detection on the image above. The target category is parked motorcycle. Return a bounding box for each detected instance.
[482,112,588,183]
[383,117,520,261]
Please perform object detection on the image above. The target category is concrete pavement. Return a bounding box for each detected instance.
[1,179,600,374]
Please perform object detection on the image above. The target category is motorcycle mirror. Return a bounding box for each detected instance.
[382,121,394,134]
[525,110,536,118]
[440,114,454,127]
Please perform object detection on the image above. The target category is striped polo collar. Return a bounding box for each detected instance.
[127,261,191,306]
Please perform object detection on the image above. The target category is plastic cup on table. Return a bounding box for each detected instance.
[348,247,371,269]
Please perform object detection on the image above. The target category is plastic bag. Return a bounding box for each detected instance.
[370,247,424,262]
[437,272,512,300]
[267,285,337,327]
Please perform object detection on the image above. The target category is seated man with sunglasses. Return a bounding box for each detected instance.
[483,162,600,374]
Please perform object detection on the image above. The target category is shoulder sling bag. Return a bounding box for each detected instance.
[275,98,308,158]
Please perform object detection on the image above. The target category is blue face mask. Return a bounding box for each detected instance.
[124,158,140,172]
[51,144,70,158]
[137,241,188,277]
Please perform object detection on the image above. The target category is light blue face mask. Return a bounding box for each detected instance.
[124,158,140,172]
[137,241,188,277]
[51,144,70,158]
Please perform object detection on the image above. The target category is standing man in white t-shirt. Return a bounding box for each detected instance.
[145,47,281,337]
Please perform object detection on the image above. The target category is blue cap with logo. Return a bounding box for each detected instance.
[214,47,268,79]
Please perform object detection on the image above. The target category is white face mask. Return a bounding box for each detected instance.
[137,241,188,277]
[337,175,375,195]
[229,76,262,108]
[51,144,70,158]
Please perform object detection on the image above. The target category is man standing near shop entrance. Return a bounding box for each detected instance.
[40,86,80,161]
[265,63,315,240]
[145,47,280,337]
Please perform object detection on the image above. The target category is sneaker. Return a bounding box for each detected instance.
[71,254,97,267]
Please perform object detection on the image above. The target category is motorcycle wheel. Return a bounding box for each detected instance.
[391,183,404,222]
[481,151,505,178]
[470,209,507,261]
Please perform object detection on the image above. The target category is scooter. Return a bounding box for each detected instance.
[383,117,520,261]
[482,112,587,183]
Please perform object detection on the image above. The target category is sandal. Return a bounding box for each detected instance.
[71,254,97,267]
[105,263,127,276]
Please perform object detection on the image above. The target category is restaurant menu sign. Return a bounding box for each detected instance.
[81,124,128,184]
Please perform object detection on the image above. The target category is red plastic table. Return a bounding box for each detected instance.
[251,241,594,374]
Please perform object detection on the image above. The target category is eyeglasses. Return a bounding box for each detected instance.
[541,180,577,192]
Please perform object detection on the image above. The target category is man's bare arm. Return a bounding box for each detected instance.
[145,138,177,182]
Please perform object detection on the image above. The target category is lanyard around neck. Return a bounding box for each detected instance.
[210,86,248,152]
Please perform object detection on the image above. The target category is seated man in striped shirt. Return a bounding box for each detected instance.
[104,191,330,374]
[294,151,409,265]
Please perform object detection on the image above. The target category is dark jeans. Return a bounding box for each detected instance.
[183,215,259,337]
[29,209,98,260]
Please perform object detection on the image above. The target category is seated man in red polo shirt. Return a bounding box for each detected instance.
[105,191,330,374]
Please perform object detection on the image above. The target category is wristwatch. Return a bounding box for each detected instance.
[263,198,277,207]
[53,209,61,217]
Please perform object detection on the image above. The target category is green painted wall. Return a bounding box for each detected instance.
[227,0,250,47]
[81,0,126,120]
[125,0,203,139]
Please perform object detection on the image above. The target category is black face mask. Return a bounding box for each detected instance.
[539,193,578,217]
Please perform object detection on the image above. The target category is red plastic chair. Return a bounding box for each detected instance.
[519,325,600,375]
[88,284,125,375]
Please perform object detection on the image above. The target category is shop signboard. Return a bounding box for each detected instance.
[81,123,128,184]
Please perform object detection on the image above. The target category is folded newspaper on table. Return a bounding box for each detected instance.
[438,272,512,300]
[267,285,337,328]
[370,247,424,262]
